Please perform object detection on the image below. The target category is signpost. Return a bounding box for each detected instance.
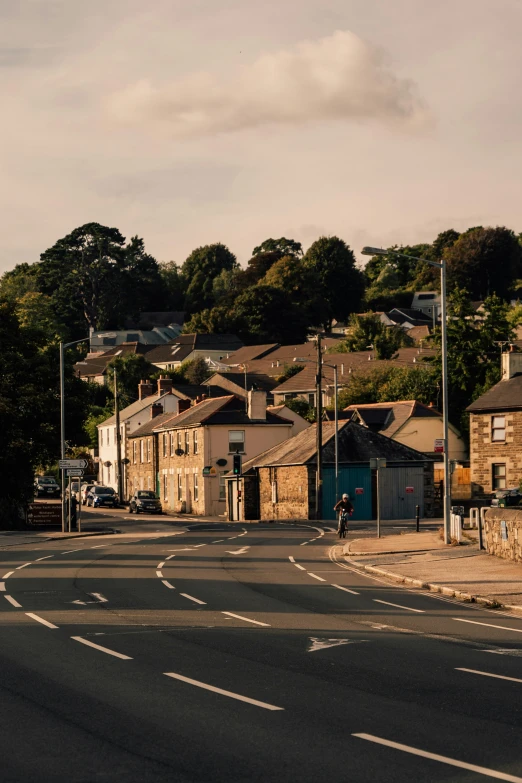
[66,469,84,477]
[27,503,61,527]
[370,458,387,538]
[59,459,88,470]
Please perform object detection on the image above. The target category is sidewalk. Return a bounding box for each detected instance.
[343,531,522,613]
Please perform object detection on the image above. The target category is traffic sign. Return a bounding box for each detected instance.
[59,459,88,469]
[434,439,445,453]
[66,469,84,477]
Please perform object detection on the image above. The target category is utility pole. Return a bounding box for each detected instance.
[60,341,66,533]
[334,364,339,505]
[315,334,323,520]
[114,368,124,503]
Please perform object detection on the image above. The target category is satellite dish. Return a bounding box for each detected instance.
[175,448,185,456]
[121,458,130,465]
[216,458,228,467]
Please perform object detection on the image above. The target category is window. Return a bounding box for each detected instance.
[219,471,226,501]
[133,441,137,464]
[185,430,190,455]
[308,394,315,406]
[492,416,506,442]
[147,438,151,463]
[107,428,110,446]
[163,433,168,457]
[100,430,104,447]
[170,432,175,456]
[177,473,183,501]
[140,439,144,464]
[147,476,152,491]
[163,473,168,501]
[193,430,198,454]
[107,465,111,484]
[492,463,506,490]
[229,430,245,453]
[177,431,183,453]
[193,472,199,502]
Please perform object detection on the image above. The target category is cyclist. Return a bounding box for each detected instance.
[334,494,354,538]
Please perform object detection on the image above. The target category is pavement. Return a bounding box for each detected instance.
[3,510,522,781]
[345,530,522,611]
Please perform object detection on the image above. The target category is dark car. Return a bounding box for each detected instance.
[34,476,60,498]
[86,486,118,508]
[491,488,522,508]
[129,490,162,514]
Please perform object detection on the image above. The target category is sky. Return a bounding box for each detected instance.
[1,0,522,273]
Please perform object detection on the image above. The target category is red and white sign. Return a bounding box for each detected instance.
[434,438,445,453]
[355,487,364,495]
[405,486,414,494]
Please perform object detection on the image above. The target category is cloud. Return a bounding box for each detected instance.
[107,30,432,137]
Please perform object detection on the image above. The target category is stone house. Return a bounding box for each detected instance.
[127,391,293,516]
[467,351,522,497]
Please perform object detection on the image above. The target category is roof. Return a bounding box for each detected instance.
[205,372,277,394]
[345,401,441,438]
[243,420,432,469]
[466,374,522,413]
[386,308,433,327]
[221,344,280,364]
[145,333,243,365]
[75,342,150,377]
[168,384,231,400]
[100,391,173,427]
[151,395,292,431]
[408,325,431,342]
[128,410,180,438]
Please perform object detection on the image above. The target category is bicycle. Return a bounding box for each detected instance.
[338,510,349,539]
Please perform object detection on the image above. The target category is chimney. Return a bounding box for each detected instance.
[502,350,522,380]
[157,374,173,395]
[178,399,191,413]
[150,402,163,419]
[248,389,267,421]
[138,379,154,400]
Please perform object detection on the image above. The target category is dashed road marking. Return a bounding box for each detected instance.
[156,570,163,578]
[62,549,83,554]
[180,593,207,605]
[162,580,176,589]
[222,612,270,627]
[2,572,14,579]
[72,636,132,660]
[164,672,283,711]
[157,561,165,569]
[374,599,424,613]
[454,618,522,634]
[5,595,22,608]
[35,556,54,561]
[16,563,31,570]
[26,613,58,629]
[332,584,360,595]
[308,573,326,582]
[457,667,522,684]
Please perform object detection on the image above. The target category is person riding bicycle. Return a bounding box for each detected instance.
[334,494,354,537]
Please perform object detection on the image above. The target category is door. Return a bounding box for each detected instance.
[379,466,424,520]
[322,466,372,521]
[228,479,240,521]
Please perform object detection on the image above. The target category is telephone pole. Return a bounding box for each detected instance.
[315,334,323,520]
[114,368,124,503]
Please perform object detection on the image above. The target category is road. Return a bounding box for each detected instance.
[2,511,522,782]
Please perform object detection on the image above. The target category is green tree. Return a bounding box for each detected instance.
[337,365,439,409]
[303,236,365,331]
[252,237,303,258]
[182,243,238,314]
[232,285,309,344]
[0,262,40,302]
[184,356,211,385]
[283,397,316,423]
[332,314,413,359]
[445,227,522,300]
[158,261,186,311]
[106,354,158,405]
[276,364,305,384]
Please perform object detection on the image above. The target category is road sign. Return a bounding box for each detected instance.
[406,486,414,494]
[59,459,88,469]
[26,502,61,526]
[66,469,84,477]
[355,487,364,495]
[434,439,445,453]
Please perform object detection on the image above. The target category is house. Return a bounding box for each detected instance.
[345,401,466,460]
[127,391,294,516]
[96,376,192,496]
[89,323,183,354]
[230,420,435,522]
[75,341,152,384]
[411,292,440,323]
[145,333,243,371]
[385,308,434,330]
[204,372,278,402]
[466,351,522,497]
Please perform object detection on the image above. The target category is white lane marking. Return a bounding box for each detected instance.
[16,563,31,570]
[165,554,176,560]
[71,636,132,660]
[193,544,206,548]
[164,672,283,711]
[156,570,163,578]
[167,548,195,552]
[212,540,224,543]
[313,527,325,537]
[483,649,522,657]
[308,573,326,582]
[300,542,309,546]
[2,572,14,579]
[157,561,165,569]
[222,612,270,627]
[289,556,295,563]
[353,733,522,782]
[325,527,336,532]
[308,637,365,653]
[454,618,522,634]
[25,613,58,629]
[226,547,250,555]
[457,668,522,684]
[162,580,176,589]
[90,592,108,603]
[35,556,53,561]
[180,593,207,605]
[332,584,360,595]
[91,545,108,549]
[238,531,248,537]
[0,582,5,592]
[294,564,306,571]
[374,599,424,613]
[62,549,83,554]
[5,595,22,608]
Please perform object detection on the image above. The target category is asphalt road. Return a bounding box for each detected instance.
[2,511,522,782]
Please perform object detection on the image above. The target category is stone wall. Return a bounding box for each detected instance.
[470,411,522,496]
[484,508,522,562]
[258,465,313,520]
[126,435,156,496]
[157,427,206,515]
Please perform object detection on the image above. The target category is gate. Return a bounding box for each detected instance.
[322,466,372,521]
[378,465,424,520]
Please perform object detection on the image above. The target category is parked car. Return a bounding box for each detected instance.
[129,490,162,514]
[34,476,60,498]
[86,486,118,508]
[80,483,95,505]
[491,488,522,507]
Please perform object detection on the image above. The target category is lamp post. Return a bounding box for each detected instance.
[60,337,90,532]
[361,246,451,544]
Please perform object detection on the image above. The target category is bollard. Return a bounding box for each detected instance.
[478,507,487,550]
[415,504,420,532]
[469,507,479,530]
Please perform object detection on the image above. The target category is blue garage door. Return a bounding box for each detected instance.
[322,466,372,521]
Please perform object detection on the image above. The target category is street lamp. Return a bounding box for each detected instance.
[361,246,451,544]
[60,337,90,532]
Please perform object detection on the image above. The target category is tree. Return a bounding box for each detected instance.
[303,237,365,331]
[337,365,439,410]
[283,397,316,423]
[276,364,305,384]
[445,227,522,300]
[335,314,413,359]
[182,243,238,314]
[252,237,303,258]
[184,356,211,385]
[0,262,40,302]
[106,354,158,405]
[158,261,186,311]
[14,292,67,344]
[232,285,310,344]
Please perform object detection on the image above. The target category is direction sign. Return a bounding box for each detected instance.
[59,459,88,469]
[66,469,84,477]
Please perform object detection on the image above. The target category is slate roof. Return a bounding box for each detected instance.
[221,344,280,364]
[466,374,522,412]
[128,410,180,438]
[100,391,174,427]
[150,395,292,432]
[205,372,277,394]
[145,333,243,365]
[345,401,441,438]
[386,308,433,327]
[75,342,150,377]
[168,383,231,400]
[243,420,432,469]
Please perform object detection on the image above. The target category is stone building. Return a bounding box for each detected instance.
[467,351,522,497]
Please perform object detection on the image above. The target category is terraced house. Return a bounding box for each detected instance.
[127,391,293,516]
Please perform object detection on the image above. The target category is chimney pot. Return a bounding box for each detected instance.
[157,375,173,395]
[138,379,154,400]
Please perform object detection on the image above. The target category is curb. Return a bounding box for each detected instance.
[46,529,118,540]
[344,555,522,615]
